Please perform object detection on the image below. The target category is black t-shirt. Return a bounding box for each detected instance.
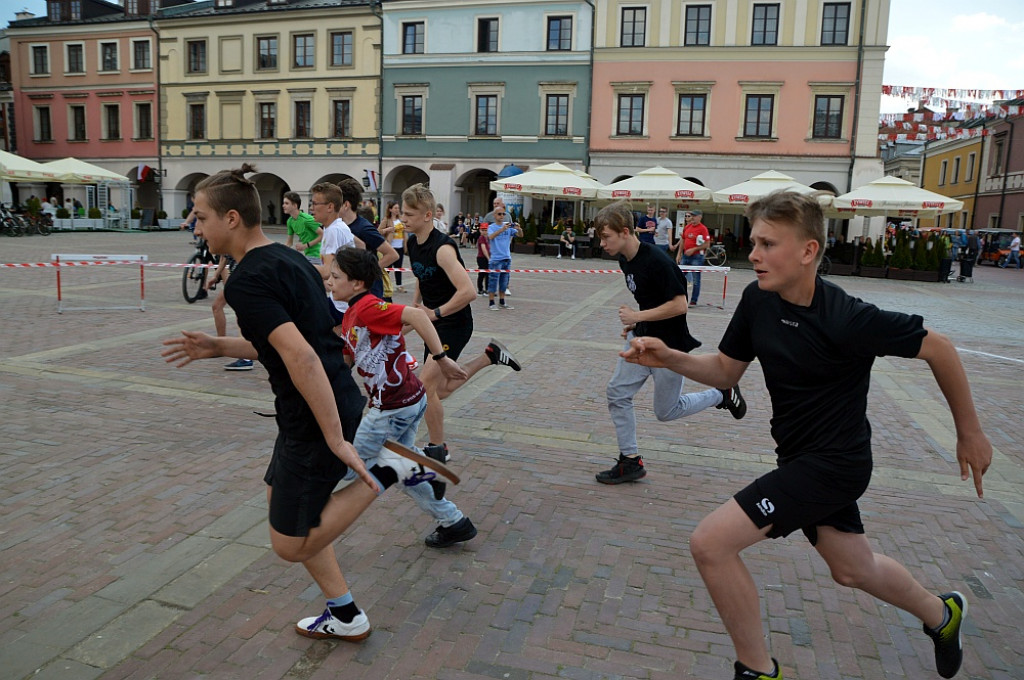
[719,278,926,462]
[619,242,700,352]
[636,214,657,244]
[224,243,364,441]
[406,228,473,325]
[347,215,386,298]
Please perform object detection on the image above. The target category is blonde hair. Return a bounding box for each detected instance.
[746,191,826,263]
[310,182,343,212]
[194,163,261,227]
[401,183,436,215]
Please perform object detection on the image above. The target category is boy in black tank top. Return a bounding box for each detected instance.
[620,191,991,680]
[403,183,523,462]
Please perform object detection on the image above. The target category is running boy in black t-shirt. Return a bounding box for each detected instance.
[404,183,522,462]
[161,165,448,644]
[595,201,746,485]
[621,191,992,680]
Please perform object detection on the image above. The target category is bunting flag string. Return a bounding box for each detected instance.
[877,128,989,142]
[882,85,1024,102]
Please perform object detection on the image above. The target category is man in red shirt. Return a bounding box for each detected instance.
[679,209,711,306]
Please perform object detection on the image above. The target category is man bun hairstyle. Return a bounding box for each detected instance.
[746,190,826,263]
[195,163,261,227]
[331,247,383,287]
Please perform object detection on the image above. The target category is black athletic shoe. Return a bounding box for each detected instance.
[924,591,968,679]
[486,339,522,371]
[595,454,646,484]
[733,658,782,679]
[425,517,478,548]
[423,444,449,500]
[717,385,747,419]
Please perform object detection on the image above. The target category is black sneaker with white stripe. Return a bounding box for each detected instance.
[486,339,522,371]
[716,385,747,419]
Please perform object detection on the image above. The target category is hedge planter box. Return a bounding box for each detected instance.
[888,268,940,282]
[512,243,536,255]
[859,266,887,278]
[829,263,857,276]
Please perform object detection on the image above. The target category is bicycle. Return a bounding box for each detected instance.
[182,237,217,303]
[705,243,728,267]
[817,254,832,276]
[23,212,52,236]
[0,204,26,237]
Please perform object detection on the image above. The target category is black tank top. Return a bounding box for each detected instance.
[406,228,472,324]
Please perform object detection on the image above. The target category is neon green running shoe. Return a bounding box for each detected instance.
[924,591,967,678]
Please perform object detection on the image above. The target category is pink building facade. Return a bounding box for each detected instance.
[8,2,160,211]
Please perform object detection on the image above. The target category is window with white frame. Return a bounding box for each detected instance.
[188,102,206,140]
[135,102,152,140]
[330,31,353,67]
[70,0,81,19]
[477,18,499,53]
[99,41,119,72]
[474,95,497,135]
[102,103,120,140]
[966,152,976,182]
[31,44,49,75]
[744,94,774,137]
[812,95,844,138]
[617,94,645,135]
[620,7,646,47]
[65,43,84,74]
[685,5,712,46]
[939,159,948,185]
[751,4,779,45]
[293,34,314,68]
[35,106,53,141]
[821,2,850,45]
[951,156,961,184]
[402,96,422,134]
[257,36,278,70]
[258,102,276,139]
[538,82,576,137]
[332,99,351,137]
[68,104,87,141]
[676,93,707,136]
[293,100,312,138]
[547,16,572,51]
[187,40,206,73]
[131,39,151,70]
[402,22,425,54]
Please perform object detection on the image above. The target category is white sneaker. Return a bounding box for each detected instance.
[500,302,514,310]
[375,446,436,487]
[296,609,371,641]
[504,289,512,296]
[571,255,575,260]
[557,254,562,258]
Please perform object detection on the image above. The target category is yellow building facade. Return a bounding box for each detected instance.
[918,136,983,229]
[158,1,380,220]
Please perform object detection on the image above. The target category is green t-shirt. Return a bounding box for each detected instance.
[287,212,322,259]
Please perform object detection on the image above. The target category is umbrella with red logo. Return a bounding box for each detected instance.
[832,175,963,217]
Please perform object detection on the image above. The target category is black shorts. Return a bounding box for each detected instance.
[423,317,473,362]
[263,433,349,537]
[734,451,872,545]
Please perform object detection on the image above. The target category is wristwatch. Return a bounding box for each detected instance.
[432,350,447,361]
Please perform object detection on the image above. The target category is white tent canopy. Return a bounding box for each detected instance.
[832,175,964,217]
[596,166,712,208]
[39,157,130,184]
[489,162,603,199]
[0,150,60,182]
[712,170,821,213]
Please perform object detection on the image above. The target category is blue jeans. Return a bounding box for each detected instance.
[487,257,511,294]
[606,334,722,456]
[351,395,463,527]
[1002,250,1021,268]
[680,253,705,303]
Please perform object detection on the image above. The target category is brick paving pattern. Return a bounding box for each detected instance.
[1,231,1022,679]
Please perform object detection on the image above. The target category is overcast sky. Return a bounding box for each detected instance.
[4,0,1022,114]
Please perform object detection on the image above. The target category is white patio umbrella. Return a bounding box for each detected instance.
[490,162,603,225]
[832,175,963,216]
[39,157,130,184]
[596,166,712,208]
[0,149,60,182]
[712,170,821,213]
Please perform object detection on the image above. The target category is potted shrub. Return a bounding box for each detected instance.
[157,210,173,230]
[828,241,857,276]
[887,230,915,279]
[82,206,103,230]
[128,208,142,230]
[514,212,538,254]
[54,207,72,230]
[859,236,887,278]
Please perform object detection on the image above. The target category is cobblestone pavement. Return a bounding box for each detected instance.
[1,231,1022,680]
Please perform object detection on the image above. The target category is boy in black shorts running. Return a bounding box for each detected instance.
[403,183,522,461]
[162,165,445,644]
[621,191,991,680]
